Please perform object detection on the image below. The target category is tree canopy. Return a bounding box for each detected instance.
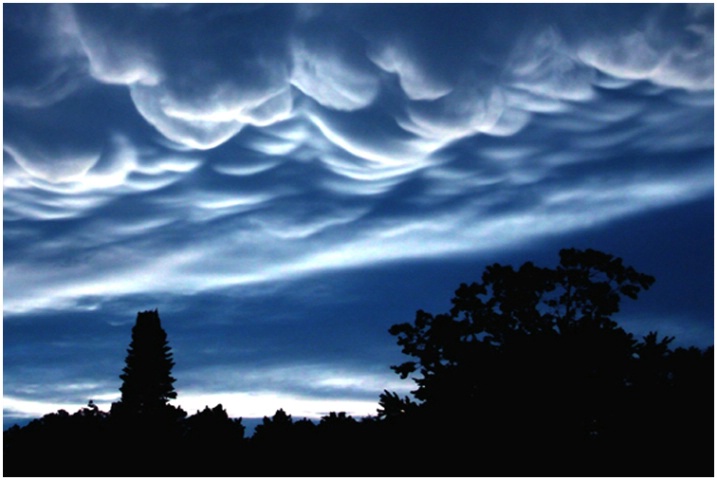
[381,248,711,475]
[388,248,656,406]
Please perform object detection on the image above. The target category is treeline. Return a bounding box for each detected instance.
[4,402,393,476]
[4,343,711,476]
[4,249,714,476]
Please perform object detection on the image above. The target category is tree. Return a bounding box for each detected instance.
[252,408,294,444]
[377,390,417,419]
[107,310,184,475]
[389,248,654,401]
[115,309,177,416]
[385,248,658,474]
[185,404,245,445]
[182,404,246,475]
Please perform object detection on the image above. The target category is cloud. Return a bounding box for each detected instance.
[306,109,440,172]
[3,4,90,109]
[5,78,713,311]
[8,4,710,167]
[177,392,382,420]
[7,147,710,316]
[4,144,100,185]
[56,4,296,149]
[4,3,713,425]
[508,27,596,102]
[368,44,452,101]
[4,134,202,223]
[399,86,533,141]
[4,283,414,422]
[290,42,380,111]
[2,392,383,424]
[179,363,408,401]
[3,360,408,422]
[577,5,713,91]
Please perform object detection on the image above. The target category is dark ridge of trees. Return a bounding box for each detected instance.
[3,249,713,476]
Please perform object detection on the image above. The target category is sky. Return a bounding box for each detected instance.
[3,3,714,430]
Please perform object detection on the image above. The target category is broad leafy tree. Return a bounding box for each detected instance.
[388,248,654,403]
[385,248,664,474]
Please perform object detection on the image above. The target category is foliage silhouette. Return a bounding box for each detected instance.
[3,252,713,476]
[382,248,712,475]
[103,310,186,475]
[180,404,246,475]
[115,309,177,415]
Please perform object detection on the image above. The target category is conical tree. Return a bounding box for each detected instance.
[117,309,177,415]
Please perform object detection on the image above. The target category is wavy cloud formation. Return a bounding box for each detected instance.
[4,4,713,425]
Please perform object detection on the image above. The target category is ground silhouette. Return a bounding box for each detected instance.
[3,249,713,476]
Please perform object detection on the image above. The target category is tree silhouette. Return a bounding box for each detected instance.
[107,310,185,475]
[2,251,712,476]
[385,248,663,474]
[251,408,295,446]
[115,309,177,416]
[377,390,417,419]
[389,248,654,401]
[182,404,246,475]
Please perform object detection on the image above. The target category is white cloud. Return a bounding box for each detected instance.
[68,7,162,87]
[306,110,440,171]
[4,4,713,327]
[3,135,203,222]
[4,363,411,423]
[508,28,596,102]
[127,84,295,151]
[4,397,99,421]
[4,151,712,315]
[129,85,247,150]
[368,44,452,101]
[4,144,101,185]
[290,41,380,111]
[578,23,713,91]
[400,86,530,141]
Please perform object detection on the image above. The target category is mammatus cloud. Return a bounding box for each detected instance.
[4,4,713,425]
[508,28,597,103]
[4,155,711,314]
[368,44,453,102]
[291,42,380,111]
[5,4,712,182]
[578,4,714,91]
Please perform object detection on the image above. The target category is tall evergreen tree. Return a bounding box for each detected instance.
[117,309,177,415]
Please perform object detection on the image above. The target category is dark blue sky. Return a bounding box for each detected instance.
[4,3,714,428]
